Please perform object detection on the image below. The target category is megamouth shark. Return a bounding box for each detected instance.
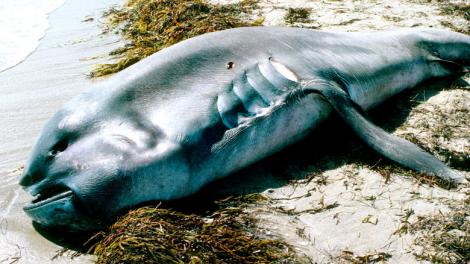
[20,27,469,231]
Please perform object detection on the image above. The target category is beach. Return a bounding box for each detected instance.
[0,0,65,73]
[0,0,122,262]
[0,0,469,263]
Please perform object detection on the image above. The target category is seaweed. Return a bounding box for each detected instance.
[412,0,470,34]
[439,2,470,21]
[411,200,470,263]
[284,8,312,25]
[341,251,392,263]
[88,194,305,263]
[409,0,469,34]
[91,0,263,77]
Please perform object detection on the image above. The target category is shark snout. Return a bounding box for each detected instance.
[19,172,33,187]
[19,168,42,187]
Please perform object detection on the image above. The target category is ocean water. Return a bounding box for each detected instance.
[0,0,65,72]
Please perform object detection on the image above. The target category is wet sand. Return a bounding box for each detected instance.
[0,0,121,262]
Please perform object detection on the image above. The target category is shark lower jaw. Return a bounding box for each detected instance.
[23,187,101,231]
[24,185,73,211]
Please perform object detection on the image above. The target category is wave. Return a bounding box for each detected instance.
[0,0,65,73]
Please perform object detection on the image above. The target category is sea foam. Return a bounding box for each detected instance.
[0,0,65,72]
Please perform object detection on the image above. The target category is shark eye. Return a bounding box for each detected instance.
[50,138,69,156]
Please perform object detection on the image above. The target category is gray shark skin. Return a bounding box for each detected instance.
[19,27,469,231]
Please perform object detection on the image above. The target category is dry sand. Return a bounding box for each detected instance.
[232,0,469,263]
[0,0,468,263]
[213,0,469,263]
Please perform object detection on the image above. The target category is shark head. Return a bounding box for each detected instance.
[417,29,470,74]
[19,88,191,231]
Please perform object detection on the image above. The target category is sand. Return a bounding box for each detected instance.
[0,0,122,262]
[242,0,470,263]
[0,0,468,263]
[213,0,469,263]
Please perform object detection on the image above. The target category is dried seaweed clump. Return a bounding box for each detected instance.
[89,195,300,263]
[91,0,263,77]
[439,2,470,21]
[341,251,392,263]
[428,0,469,34]
[284,8,312,25]
[411,200,470,263]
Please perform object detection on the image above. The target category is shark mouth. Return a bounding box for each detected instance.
[22,185,101,231]
[24,185,73,211]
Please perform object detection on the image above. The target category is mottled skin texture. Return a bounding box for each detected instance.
[20,27,470,230]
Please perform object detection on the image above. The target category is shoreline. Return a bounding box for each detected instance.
[0,0,66,74]
[0,0,122,262]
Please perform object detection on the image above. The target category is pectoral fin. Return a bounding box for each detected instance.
[303,81,464,183]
